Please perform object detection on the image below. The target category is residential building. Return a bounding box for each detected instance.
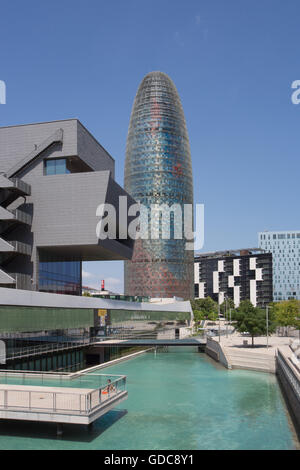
[194,248,273,307]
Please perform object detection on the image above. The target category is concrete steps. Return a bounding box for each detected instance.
[223,348,276,373]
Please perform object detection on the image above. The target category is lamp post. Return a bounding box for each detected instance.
[266,305,269,349]
[218,301,221,342]
[225,296,228,338]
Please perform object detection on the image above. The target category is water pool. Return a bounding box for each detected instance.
[0,350,298,450]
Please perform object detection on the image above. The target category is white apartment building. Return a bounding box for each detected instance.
[258,230,300,301]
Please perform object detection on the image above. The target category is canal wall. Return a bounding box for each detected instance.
[71,348,154,376]
[205,338,231,369]
[205,338,276,373]
[276,348,300,436]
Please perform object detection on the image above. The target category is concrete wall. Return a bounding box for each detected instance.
[205,337,231,369]
[276,350,300,435]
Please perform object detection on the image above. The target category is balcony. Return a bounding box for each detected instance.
[0,370,127,427]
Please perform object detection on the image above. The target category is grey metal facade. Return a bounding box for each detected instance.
[0,119,135,292]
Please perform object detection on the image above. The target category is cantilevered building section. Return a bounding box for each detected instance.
[194,249,273,308]
[124,72,194,300]
[0,119,135,294]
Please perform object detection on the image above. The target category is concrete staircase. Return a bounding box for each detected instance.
[223,347,276,373]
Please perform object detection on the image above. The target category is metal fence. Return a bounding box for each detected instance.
[0,327,201,363]
[0,338,92,363]
[0,374,126,415]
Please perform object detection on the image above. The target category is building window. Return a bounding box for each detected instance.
[44,158,70,175]
[39,252,82,296]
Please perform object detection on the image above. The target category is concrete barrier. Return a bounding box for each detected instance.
[205,338,231,369]
[276,348,300,436]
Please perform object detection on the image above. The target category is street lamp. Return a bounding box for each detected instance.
[266,305,269,349]
[225,296,228,338]
[218,301,221,342]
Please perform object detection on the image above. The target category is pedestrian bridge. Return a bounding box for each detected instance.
[91,337,206,348]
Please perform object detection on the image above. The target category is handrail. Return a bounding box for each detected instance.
[0,328,201,363]
[0,374,126,415]
[0,338,92,362]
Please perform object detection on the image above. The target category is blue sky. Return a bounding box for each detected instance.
[1,0,299,292]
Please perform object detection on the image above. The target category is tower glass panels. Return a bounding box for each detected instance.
[124,72,194,299]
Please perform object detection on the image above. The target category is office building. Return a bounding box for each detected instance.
[259,230,300,301]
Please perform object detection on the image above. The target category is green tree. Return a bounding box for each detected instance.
[191,297,218,320]
[207,311,219,322]
[234,300,276,347]
[220,297,235,315]
[193,309,206,322]
[273,299,300,336]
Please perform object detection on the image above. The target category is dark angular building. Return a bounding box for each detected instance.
[124,71,194,299]
[0,119,135,294]
[194,249,273,308]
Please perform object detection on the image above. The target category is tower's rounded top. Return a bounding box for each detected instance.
[135,71,179,103]
[140,71,175,85]
[143,70,170,78]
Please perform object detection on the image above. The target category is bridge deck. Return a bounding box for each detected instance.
[92,338,206,347]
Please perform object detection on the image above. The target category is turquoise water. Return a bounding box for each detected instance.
[0,350,298,450]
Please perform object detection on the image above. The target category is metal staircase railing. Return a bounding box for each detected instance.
[0,174,32,287]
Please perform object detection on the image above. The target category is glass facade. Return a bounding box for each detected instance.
[39,252,82,295]
[124,71,194,299]
[259,230,300,301]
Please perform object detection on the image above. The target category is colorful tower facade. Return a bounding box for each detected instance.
[124,71,194,299]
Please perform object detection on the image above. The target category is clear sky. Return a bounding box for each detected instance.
[0,0,299,293]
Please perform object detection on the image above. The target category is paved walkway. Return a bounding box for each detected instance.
[210,326,299,373]
[217,331,295,356]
